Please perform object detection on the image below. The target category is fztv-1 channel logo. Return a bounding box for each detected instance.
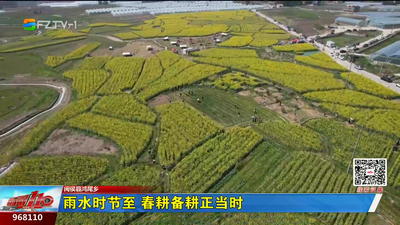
[23,18,36,31]
[0,186,62,212]
[23,19,77,30]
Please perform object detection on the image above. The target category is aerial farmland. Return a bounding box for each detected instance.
[1,1,400,224]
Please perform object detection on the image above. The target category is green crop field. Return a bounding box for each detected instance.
[89,26,134,35]
[363,34,400,55]
[0,36,126,79]
[261,8,320,20]
[354,56,400,77]
[259,8,341,36]
[322,31,382,48]
[168,86,281,127]
[0,26,34,38]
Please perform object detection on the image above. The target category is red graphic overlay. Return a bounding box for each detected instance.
[0,212,57,225]
[356,187,384,193]
[62,186,154,194]
[6,191,54,209]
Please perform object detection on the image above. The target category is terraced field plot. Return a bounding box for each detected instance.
[169,86,281,127]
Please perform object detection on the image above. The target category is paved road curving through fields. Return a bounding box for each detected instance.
[0,83,68,139]
[314,42,400,94]
[88,33,128,42]
[0,162,17,177]
[255,10,400,94]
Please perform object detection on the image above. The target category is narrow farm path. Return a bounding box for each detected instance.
[87,33,128,42]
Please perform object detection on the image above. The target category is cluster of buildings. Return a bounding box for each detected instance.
[343,5,360,13]
[85,1,264,16]
[331,3,400,65]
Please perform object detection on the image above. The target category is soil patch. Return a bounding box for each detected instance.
[285,112,300,123]
[267,87,279,92]
[14,74,30,78]
[295,20,319,36]
[266,103,291,113]
[393,99,400,104]
[156,35,230,51]
[254,87,267,93]
[238,90,251,96]
[148,95,171,108]
[254,96,276,106]
[301,108,323,118]
[311,102,320,107]
[289,99,306,109]
[91,41,164,58]
[33,129,118,156]
[344,122,357,129]
[272,92,283,100]
[264,102,310,124]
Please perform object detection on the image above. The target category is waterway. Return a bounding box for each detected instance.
[303,50,321,56]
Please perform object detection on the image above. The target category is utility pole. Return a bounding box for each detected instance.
[392,22,395,34]
[379,55,390,76]
[347,128,363,174]
[346,54,354,84]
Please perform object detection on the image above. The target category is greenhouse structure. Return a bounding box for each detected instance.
[358,12,400,29]
[369,41,400,65]
[85,1,264,16]
[334,17,366,26]
[368,18,400,29]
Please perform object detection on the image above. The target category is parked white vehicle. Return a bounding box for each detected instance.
[122,52,132,56]
[354,65,363,70]
[326,41,335,48]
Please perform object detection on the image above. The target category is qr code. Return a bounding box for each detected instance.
[353,158,387,187]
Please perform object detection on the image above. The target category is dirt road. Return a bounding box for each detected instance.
[88,33,128,42]
[0,80,71,139]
